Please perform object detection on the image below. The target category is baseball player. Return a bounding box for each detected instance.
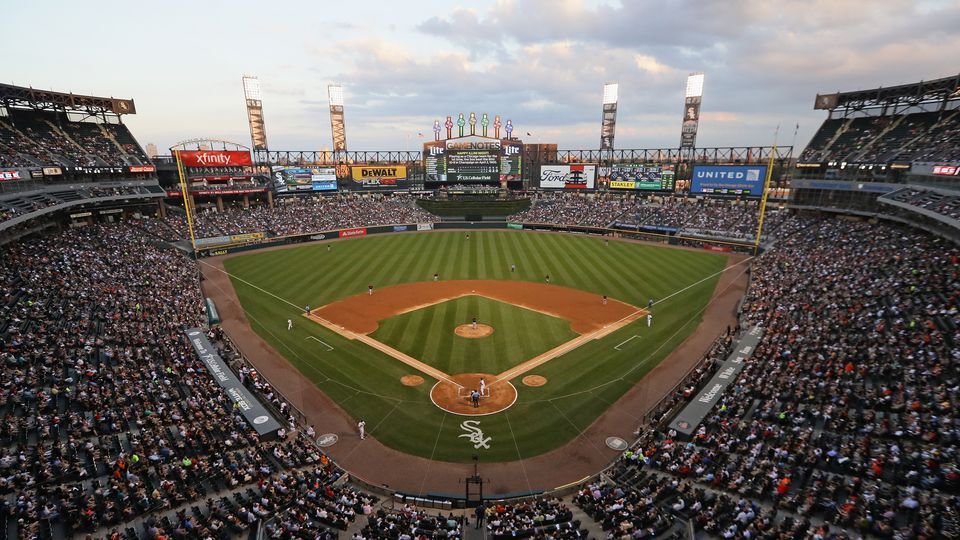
[287,319,293,331]
[368,284,374,295]
[545,274,550,284]
[511,264,516,273]
[434,272,439,282]
[305,305,310,315]
[647,313,653,327]
[358,420,366,440]
[602,295,608,306]
[466,233,470,240]
[327,244,331,252]
[648,298,654,308]
[479,377,486,396]
[472,317,478,330]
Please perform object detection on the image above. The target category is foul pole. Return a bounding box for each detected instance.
[753,146,777,255]
[174,149,199,253]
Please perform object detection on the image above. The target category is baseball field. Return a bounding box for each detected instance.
[221,231,729,463]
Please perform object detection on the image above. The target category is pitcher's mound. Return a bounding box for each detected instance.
[400,375,424,386]
[522,375,547,387]
[454,324,494,338]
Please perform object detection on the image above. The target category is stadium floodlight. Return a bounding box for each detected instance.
[600,82,619,150]
[681,72,704,150]
[328,85,345,107]
[602,82,619,105]
[242,75,262,100]
[328,84,347,151]
[242,75,268,151]
[685,72,705,98]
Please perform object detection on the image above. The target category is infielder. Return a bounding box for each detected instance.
[434,273,439,282]
[358,420,366,440]
[602,295,608,306]
[479,377,486,396]
[368,284,374,295]
[287,319,293,331]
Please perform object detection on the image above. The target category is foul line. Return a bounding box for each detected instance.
[305,336,334,351]
[352,333,465,390]
[491,255,754,386]
[613,335,641,350]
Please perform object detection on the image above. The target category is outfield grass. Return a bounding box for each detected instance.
[370,296,577,375]
[224,231,728,462]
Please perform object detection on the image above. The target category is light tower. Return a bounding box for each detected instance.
[680,72,704,152]
[328,84,347,153]
[241,76,268,154]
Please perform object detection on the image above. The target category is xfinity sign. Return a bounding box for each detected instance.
[691,165,767,196]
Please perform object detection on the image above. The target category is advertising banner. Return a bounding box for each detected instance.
[273,166,337,192]
[350,166,408,188]
[691,165,767,196]
[507,223,523,230]
[681,96,701,148]
[185,328,282,436]
[129,165,156,173]
[932,165,960,176]
[668,326,763,436]
[539,164,596,189]
[339,227,367,238]
[606,164,675,190]
[42,167,63,176]
[0,170,21,181]
[500,141,523,182]
[416,223,434,231]
[178,150,252,167]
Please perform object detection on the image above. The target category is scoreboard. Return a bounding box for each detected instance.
[424,136,523,184]
[607,164,675,191]
[447,149,499,183]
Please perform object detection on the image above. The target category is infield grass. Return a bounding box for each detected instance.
[370,296,577,375]
[224,231,729,463]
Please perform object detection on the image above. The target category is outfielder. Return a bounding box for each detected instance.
[287,319,292,331]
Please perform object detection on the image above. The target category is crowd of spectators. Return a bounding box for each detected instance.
[139,194,437,241]
[481,497,586,539]
[0,223,360,538]
[595,216,959,539]
[0,110,146,168]
[800,110,960,164]
[362,505,463,539]
[508,193,635,228]
[882,187,960,223]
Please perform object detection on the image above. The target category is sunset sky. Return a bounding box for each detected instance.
[5,0,958,153]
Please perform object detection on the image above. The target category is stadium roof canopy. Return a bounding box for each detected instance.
[0,83,136,116]
[814,73,960,114]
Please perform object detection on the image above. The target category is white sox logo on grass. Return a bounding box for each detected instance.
[459,420,491,449]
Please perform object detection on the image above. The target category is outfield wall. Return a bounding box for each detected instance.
[197,221,759,258]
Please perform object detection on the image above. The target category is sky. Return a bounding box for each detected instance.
[4,0,959,154]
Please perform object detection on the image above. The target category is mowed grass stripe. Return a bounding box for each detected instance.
[371,296,577,375]
[226,231,729,461]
